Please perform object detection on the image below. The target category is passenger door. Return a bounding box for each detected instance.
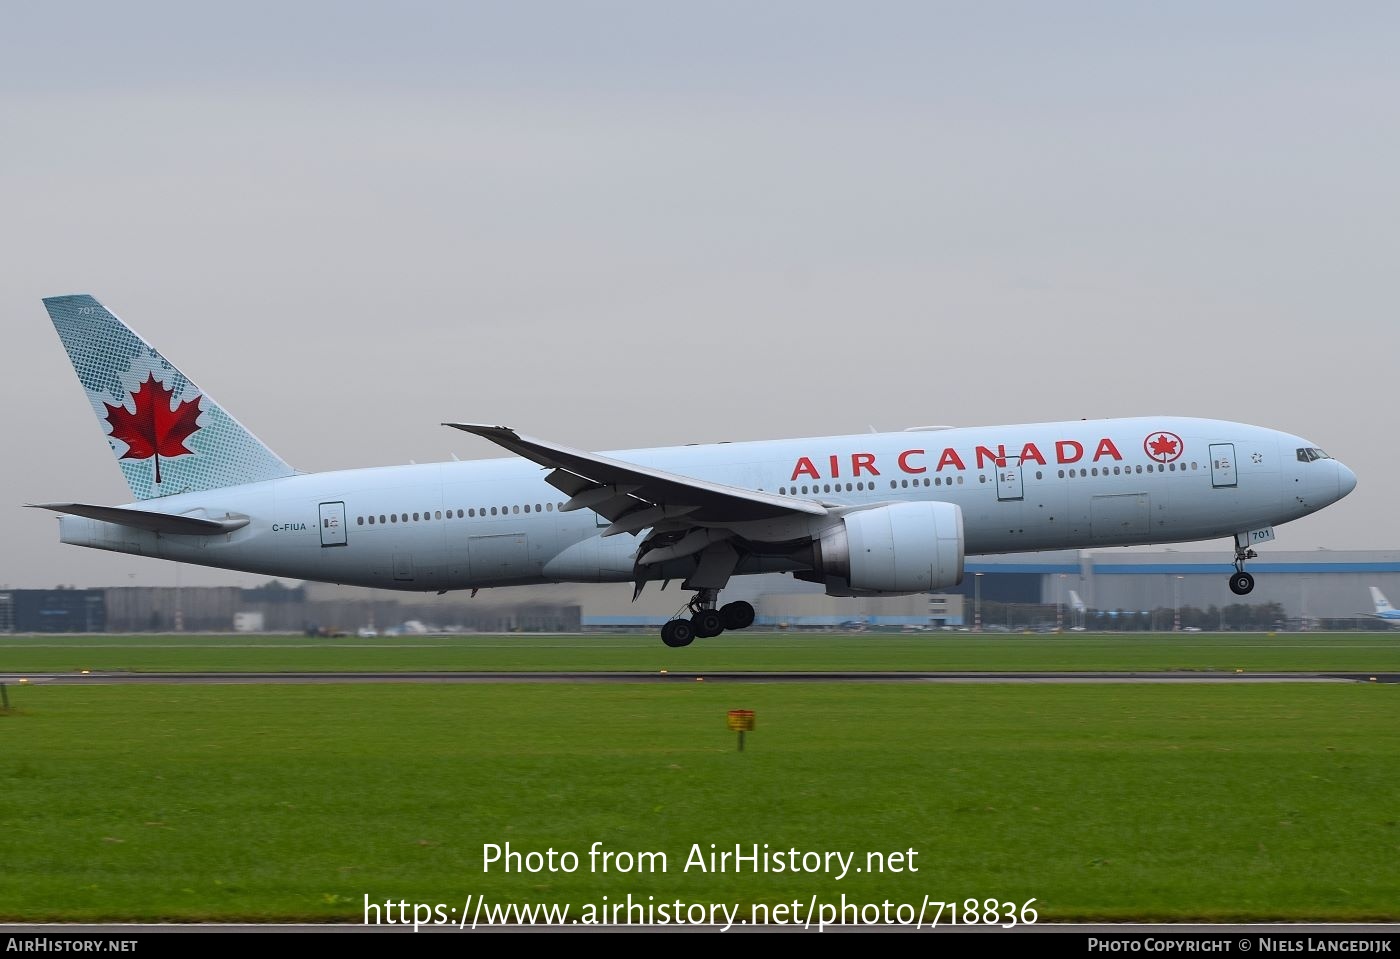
[318,502,347,547]
[1209,444,1237,488]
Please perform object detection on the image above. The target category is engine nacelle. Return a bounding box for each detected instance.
[811,501,964,596]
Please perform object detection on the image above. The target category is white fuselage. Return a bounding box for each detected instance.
[56,416,1354,593]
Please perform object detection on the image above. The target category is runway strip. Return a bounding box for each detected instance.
[2,670,1394,685]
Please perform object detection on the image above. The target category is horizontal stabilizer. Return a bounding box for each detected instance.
[29,502,250,535]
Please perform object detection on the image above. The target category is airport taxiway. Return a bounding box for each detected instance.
[2,670,1393,685]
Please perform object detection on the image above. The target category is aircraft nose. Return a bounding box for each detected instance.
[1337,461,1358,499]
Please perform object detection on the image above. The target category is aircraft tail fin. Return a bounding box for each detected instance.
[1068,590,1087,612]
[44,294,296,500]
[1370,587,1394,614]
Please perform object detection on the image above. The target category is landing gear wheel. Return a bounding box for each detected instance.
[661,619,695,648]
[1229,571,1255,596]
[721,601,756,631]
[691,609,725,638]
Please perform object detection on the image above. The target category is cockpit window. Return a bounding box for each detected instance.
[1296,448,1331,462]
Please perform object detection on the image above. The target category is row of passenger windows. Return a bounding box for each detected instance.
[976,461,1200,483]
[355,461,1207,522]
[779,480,896,495]
[783,462,1202,497]
[356,502,567,526]
[884,476,965,489]
[1055,461,1198,478]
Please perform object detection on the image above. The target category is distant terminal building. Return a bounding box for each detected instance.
[0,582,577,634]
[990,548,1400,624]
[1,549,1396,632]
[570,548,1400,629]
[0,588,105,633]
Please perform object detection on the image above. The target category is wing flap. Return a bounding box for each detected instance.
[560,484,643,514]
[545,468,596,498]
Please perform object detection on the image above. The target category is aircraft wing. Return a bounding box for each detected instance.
[445,423,827,535]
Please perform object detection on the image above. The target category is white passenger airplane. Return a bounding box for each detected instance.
[1368,588,1400,628]
[35,295,1358,647]
[1065,590,1089,630]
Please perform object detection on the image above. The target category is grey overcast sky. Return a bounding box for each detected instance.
[2,2,1396,588]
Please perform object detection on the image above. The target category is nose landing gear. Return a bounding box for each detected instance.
[1229,569,1255,595]
[1229,536,1258,595]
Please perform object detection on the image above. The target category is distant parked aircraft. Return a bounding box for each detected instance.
[1066,590,1088,630]
[1368,588,1400,628]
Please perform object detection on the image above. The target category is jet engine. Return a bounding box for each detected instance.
[804,501,964,596]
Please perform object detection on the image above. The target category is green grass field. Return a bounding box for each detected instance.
[1,681,1397,922]
[2,631,1399,674]
[1,633,1397,924]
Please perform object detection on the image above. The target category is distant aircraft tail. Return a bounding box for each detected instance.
[1370,587,1394,615]
[44,294,296,500]
[1068,590,1087,612]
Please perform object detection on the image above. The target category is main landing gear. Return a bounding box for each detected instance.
[1230,537,1258,596]
[660,588,756,648]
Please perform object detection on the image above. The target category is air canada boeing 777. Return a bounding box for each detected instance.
[35,295,1357,647]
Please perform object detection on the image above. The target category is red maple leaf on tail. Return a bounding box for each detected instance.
[1149,434,1178,458]
[103,373,202,484]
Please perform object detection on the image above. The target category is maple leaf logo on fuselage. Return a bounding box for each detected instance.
[1143,431,1184,463]
[103,373,203,485]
